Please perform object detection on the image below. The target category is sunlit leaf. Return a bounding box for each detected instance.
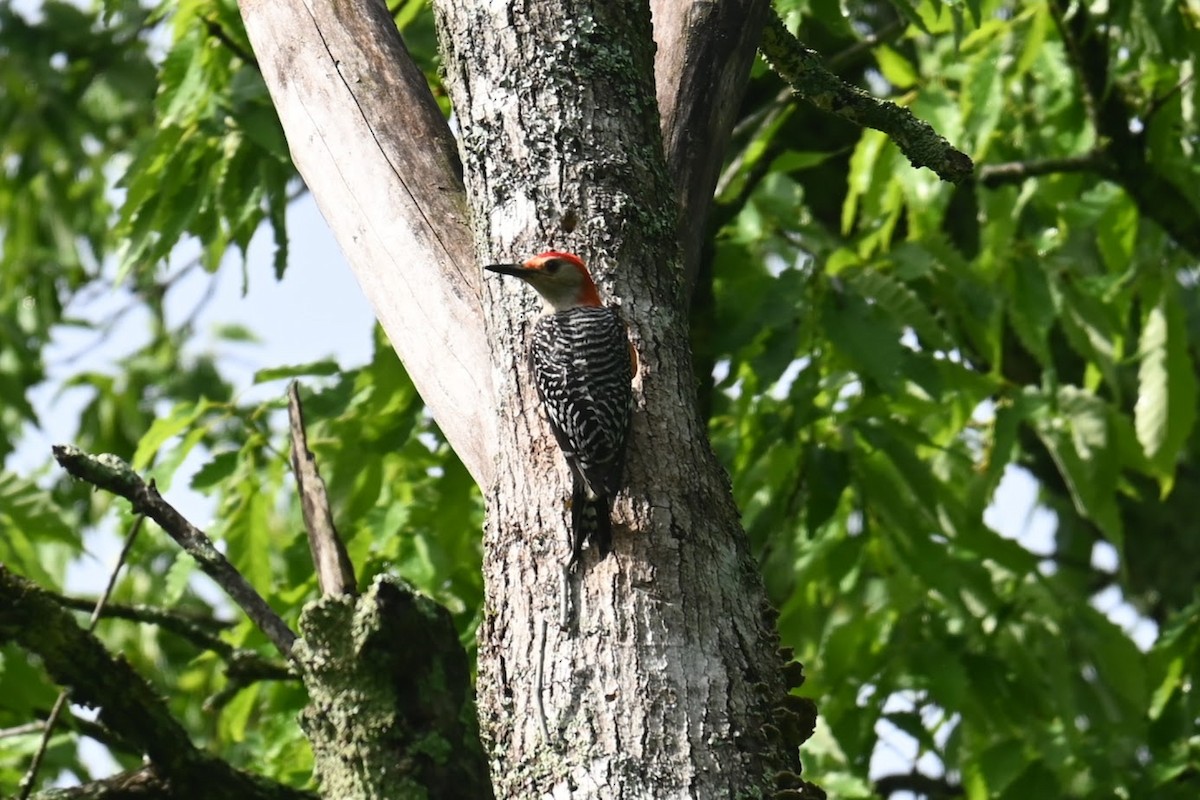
[1135,284,1198,492]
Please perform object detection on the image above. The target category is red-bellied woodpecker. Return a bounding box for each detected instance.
[485,251,635,567]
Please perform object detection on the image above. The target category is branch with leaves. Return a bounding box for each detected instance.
[0,567,314,800]
[1047,0,1200,257]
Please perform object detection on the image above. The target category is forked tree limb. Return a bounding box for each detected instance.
[236,0,787,493]
[51,446,297,658]
[238,0,494,485]
[651,0,771,293]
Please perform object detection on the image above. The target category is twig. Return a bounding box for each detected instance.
[976,151,1110,187]
[287,382,357,598]
[54,594,229,635]
[759,8,974,184]
[0,722,44,740]
[18,515,144,799]
[6,710,136,758]
[204,652,298,713]
[51,446,298,658]
[826,18,907,71]
[50,592,292,682]
[202,16,259,69]
[875,770,964,798]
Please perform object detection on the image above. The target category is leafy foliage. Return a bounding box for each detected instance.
[1,0,1198,797]
[708,0,1200,796]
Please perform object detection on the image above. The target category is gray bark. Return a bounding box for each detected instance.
[433,1,799,797]
[651,0,771,290]
[238,0,814,797]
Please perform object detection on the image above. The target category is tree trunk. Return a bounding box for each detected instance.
[239,0,815,796]
[433,1,803,797]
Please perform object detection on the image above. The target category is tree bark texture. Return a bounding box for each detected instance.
[433,1,799,797]
[238,0,811,797]
[650,0,770,291]
[238,0,495,486]
[295,577,492,799]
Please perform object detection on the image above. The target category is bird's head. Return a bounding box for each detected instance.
[485,251,602,311]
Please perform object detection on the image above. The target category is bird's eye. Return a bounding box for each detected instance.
[544,259,562,274]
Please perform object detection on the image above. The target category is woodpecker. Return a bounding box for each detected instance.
[485,251,634,567]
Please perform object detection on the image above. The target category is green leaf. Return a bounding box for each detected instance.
[1007,258,1056,366]
[131,400,207,472]
[1135,284,1197,491]
[253,360,341,383]
[804,446,849,531]
[848,267,952,351]
[1057,278,1124,396]
[213,323,260,343]
[191,450,239,490]
[1096,193,1139,274]
[158,29,210,126]
[163,552,197,605]
[220,682,261,743]
[976,738,1027,796]
[0,472,77,581]
[822,289,904,393]
[875,44,918,88]
[842,130,888,234]
[1014,3,1050,77]
[1029,386,1124,547]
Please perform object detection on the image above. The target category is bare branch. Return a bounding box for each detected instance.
[51,446,297,658]
[237,0,495,486]
[977,151,1110,187]
[826,18,907,71]
[53,595,229,637]
[875,770,964,798]
[287,381,356,598]
[759,9,974,184]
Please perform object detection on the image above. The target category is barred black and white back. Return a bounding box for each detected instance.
[530,305,633,565]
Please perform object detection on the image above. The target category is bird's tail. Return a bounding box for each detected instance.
[569,479,612,569]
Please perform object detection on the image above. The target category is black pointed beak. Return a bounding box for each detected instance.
[485,263,527,277]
